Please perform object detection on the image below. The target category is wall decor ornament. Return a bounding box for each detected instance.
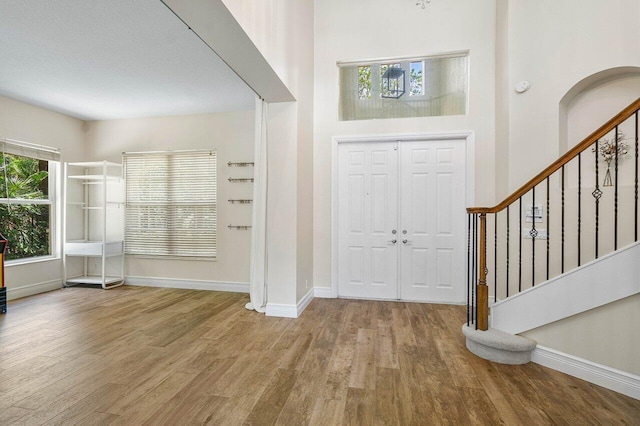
[592,132,629,187]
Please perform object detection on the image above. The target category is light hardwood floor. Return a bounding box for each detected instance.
[0,286,638,425]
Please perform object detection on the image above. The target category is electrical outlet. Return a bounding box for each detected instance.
[525,205,543,223]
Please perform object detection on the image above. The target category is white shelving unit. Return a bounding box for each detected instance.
[63,161,125,289]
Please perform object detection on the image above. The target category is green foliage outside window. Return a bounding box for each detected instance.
[358,66,372,99]
[410,62,423,96]
[0,153,51,260]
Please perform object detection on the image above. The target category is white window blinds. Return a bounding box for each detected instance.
[123,150,217,258]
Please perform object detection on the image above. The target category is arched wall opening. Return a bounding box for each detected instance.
[559,67,640,154]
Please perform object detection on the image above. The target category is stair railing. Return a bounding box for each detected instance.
[467,98,640,330]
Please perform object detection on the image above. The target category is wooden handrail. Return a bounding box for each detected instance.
[468,97,640,214]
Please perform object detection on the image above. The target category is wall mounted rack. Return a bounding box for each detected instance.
[228,178,254,183]
[227,161,254,167]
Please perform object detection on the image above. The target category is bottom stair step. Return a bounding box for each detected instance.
[462,324,537,365]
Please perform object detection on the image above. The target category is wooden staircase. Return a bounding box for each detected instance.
[464,98,640,363]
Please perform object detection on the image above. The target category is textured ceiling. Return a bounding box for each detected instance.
[0,0,256,120]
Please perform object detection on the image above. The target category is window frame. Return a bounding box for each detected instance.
[1,141,60,265]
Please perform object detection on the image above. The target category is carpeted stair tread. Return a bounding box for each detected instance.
[462,324,537,365]
[462,325,536,351]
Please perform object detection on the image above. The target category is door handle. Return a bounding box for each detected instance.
[402,239,412,244]
[388,239,397,244]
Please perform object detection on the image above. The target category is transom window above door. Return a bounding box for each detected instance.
[339,52,469,121]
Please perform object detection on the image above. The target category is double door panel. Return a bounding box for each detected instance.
[338,142,399,300]
[338,140,466,303]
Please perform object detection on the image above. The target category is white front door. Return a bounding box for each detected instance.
[337,142,399,299]
[337,139,467,303]
[398,141,466,303]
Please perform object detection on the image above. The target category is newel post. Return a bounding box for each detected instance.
[477,213,489,330]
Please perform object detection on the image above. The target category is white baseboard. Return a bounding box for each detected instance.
[7,279,62,301]
[532,345,640,400]
[265,303,297,318]
[297,288,314,316]
[266,288,315,318]
[125,276,249,293]
[314,286,336,298]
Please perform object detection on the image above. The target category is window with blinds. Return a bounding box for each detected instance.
[123,150,217,258]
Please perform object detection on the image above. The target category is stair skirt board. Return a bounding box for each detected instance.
[462,324,537,365]
[490,241,640,335]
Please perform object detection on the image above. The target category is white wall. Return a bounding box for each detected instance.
[263,102,298,305]
[566,73,640,150]
[84,110,255,285]
[524,294,640,375]
[221,0,301,99]
[292,2,315,303]
[313,0,497,290]
[495,0,510,201]
[1,95,86,299]
[505,0,640,191]
[222,0,315,306]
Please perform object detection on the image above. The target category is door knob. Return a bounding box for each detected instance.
[388,239,397,244]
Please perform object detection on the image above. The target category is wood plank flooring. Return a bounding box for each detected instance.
[0,286,638,425]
